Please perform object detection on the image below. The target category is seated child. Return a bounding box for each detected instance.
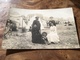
[41,32,49,44]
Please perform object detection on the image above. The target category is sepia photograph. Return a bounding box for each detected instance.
[2,8,80,49]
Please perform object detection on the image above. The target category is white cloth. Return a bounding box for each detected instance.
[13,17,28,29]
[47,26,60,43]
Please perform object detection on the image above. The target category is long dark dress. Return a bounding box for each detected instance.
[32,20,44,44]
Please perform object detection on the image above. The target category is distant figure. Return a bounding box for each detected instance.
[49,17,56,27]
[47,22,60,44]
[4,20,17,39]
[32,17,43,44]
[49,20,56,27]
[6,20,17,31]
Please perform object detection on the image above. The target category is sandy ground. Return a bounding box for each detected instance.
[1,25,80,49]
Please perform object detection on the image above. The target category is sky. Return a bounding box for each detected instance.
[10,7,75,20]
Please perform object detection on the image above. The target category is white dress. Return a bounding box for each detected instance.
[47,26,60,43]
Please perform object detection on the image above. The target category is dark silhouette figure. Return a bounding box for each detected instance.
[32,17,43,44]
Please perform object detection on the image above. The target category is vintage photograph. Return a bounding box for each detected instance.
[2,8,79,49]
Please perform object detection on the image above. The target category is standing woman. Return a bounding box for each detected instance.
[32,17,43,44]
